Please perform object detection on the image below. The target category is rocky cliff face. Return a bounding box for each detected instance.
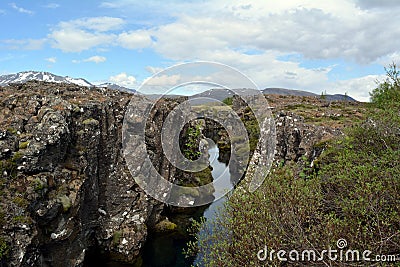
[0,81,190,266]
[0,82,366,266]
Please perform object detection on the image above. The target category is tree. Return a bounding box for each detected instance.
[320,90,327,100]
[370,62,400,107]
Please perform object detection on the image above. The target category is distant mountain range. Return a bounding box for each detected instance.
[0,71,135,93]
[0,71,355,101]
[146,87,356,104]
[261,88,355,101]
[0,71,92,87]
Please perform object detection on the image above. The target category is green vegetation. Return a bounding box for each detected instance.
[240,107,260,152]
[187,65,400,266]
[370,62,400,109]
[320,90,327,100]
[0,152,23,179]
[183,124,202,161]
[57,195,71,212]
[34,179,47,193]
[82,118,99,126]
[0,237,8,260]
[12,215,31,224]
[154,219,178,232]
[193,166,213,186]
[13,196,28,207]
[112,231,122,245]
[6,128,18,135]
[18,141,29,149]
[222,97,233,106]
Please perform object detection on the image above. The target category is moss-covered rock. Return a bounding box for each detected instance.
[57,195,71,212]
[82,118,99,126]
[18,141,29,149]
[153,219,177,233]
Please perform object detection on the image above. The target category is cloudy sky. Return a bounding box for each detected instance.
[1,0,400,101]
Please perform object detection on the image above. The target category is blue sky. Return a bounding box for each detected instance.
[1,0,400,101]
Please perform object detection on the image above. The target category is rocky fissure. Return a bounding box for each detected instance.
[0,81,360,266]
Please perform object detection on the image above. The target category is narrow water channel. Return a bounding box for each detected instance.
[84,143,232,267]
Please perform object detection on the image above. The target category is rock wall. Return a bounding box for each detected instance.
[0,82,188,266]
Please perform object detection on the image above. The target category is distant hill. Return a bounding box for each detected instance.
[262,88,316,97]
[96,82,135,93]
[144,88,261,104]
[145,87,356,103]
[262,87,356,101]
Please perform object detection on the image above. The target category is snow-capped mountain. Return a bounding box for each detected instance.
[0,71,92,87]
[0,71,136,93]
[96,82,134,93]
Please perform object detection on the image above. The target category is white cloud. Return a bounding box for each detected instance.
[58,17,125,32]
[101,0,396,100]
[1,39,46,50]
[72,56,107,64]
[117,30,153,49]
[99,2,121,8]
[43,3,60,9]
[49,28,115,52]
[146,66,165,74]
[139,73,182,94]
[109,0,394,66]
[143,74,181,86]
[10,3,34,14]
[331,75,384,102]
[48,17,125,52]
[27,1,400,100]
[109,72,137,88]
[45,57,56,63]
[83,55,107,63]
[49,1,400,64]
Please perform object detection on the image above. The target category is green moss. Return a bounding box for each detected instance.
[33,179,47,193]
[72,106,81,113]
[6,127,17,135]
[112,231,122,245]
[57,195,71,212]
[0,155,19,178]
[0,237,9,260]
[194,167,213,185]
[222,97,233,106]
[154,219,178,232]
[12,152,23,162]
[0,209,5,228]
[12,215,31,224]
[13,196,28,207]
[82,118,99,126]
[18,141,30,149]
[241,117,260,152]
